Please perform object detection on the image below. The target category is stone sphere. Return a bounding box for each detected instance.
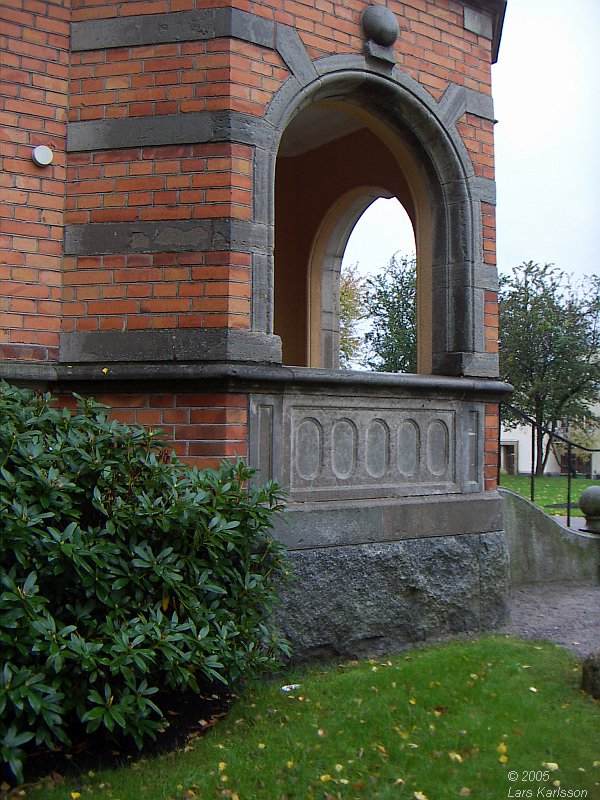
[579,485,600,533]
[361,5,399,47]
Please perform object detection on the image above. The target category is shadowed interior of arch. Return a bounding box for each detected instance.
[273,102,429,371]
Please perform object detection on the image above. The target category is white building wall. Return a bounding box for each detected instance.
[500,402,600,478]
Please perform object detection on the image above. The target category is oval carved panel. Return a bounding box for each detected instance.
[398,419,419,476]
[331,418,357,479]
[295,417,322,480]
[366,419,389,478]
[426,420,449,476]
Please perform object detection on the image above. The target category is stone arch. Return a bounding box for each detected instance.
[256,56,493,377]
[307,187,412,370]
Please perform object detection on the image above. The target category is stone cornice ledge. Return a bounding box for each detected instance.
[1,360,512,400]
[49,362,513,400]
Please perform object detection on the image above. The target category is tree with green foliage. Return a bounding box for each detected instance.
[361,253,417,373]
[551,415,600,472]
[499,262,600,474]
[339,262,367,369]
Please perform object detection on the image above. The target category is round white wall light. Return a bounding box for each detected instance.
[32,145,54,166]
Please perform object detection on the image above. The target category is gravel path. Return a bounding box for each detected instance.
[502,583,600,658]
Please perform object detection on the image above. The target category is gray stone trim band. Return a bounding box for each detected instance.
[71,7,317,85]
[64,218,268,256]
[0,362,59,384]
[469,175,496,205]
[464,7,493,40]
[465,0,506,64]
[53,361,513,399]
[275,24,318,84]
[70,4,505,64]
[432,351,499,379]
[273,494,504,549]
[67,110,271,153]
[72,8,274,52]
[438,83,495,128]
[59,329,282,365]
[0,359,512,400]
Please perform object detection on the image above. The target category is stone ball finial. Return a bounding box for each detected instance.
[579,485,600,533]
[361,4,399,48]
[581,648,600,698]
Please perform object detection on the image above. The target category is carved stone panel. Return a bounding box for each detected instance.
[249,391,485,502]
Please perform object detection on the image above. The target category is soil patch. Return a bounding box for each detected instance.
[3,686,235,792]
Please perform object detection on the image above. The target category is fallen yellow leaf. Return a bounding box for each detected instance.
[320,774,332,782]
[449,751,463,763]
[414,792,429,800]
[542,762,559,771]
[497,742,508,754]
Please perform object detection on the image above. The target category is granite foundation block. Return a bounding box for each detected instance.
[273,530,509,661]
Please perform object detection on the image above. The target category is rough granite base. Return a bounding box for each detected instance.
[273,531,509,661]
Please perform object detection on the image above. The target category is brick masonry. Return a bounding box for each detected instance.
[1,0,507,479]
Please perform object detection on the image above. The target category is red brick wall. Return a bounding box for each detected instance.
[482,192,500,489]
[0,0,71,362]
[59,389,248,470]
[1,0,498,357]
[457,113,495,180]
[484,403,500,490]
[1,0,502,482]
[60,0,495,338]
[63,143,253,333]
[68,39,287,121]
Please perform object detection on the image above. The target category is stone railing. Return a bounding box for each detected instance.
[249,368,510,504]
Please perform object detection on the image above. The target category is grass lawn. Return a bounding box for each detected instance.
[499,474,600,517]
[23,637,600,800]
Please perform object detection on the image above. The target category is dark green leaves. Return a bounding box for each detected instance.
[0,381,289,784]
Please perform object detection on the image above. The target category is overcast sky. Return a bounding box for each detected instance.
[493,0,600,281]
[343,0,599,283]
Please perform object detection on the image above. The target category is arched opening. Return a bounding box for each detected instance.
[342,197,415,272]
[339,197,416,371]
[273,100,433,372]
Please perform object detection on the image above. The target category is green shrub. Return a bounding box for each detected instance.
[0,381,290,783]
